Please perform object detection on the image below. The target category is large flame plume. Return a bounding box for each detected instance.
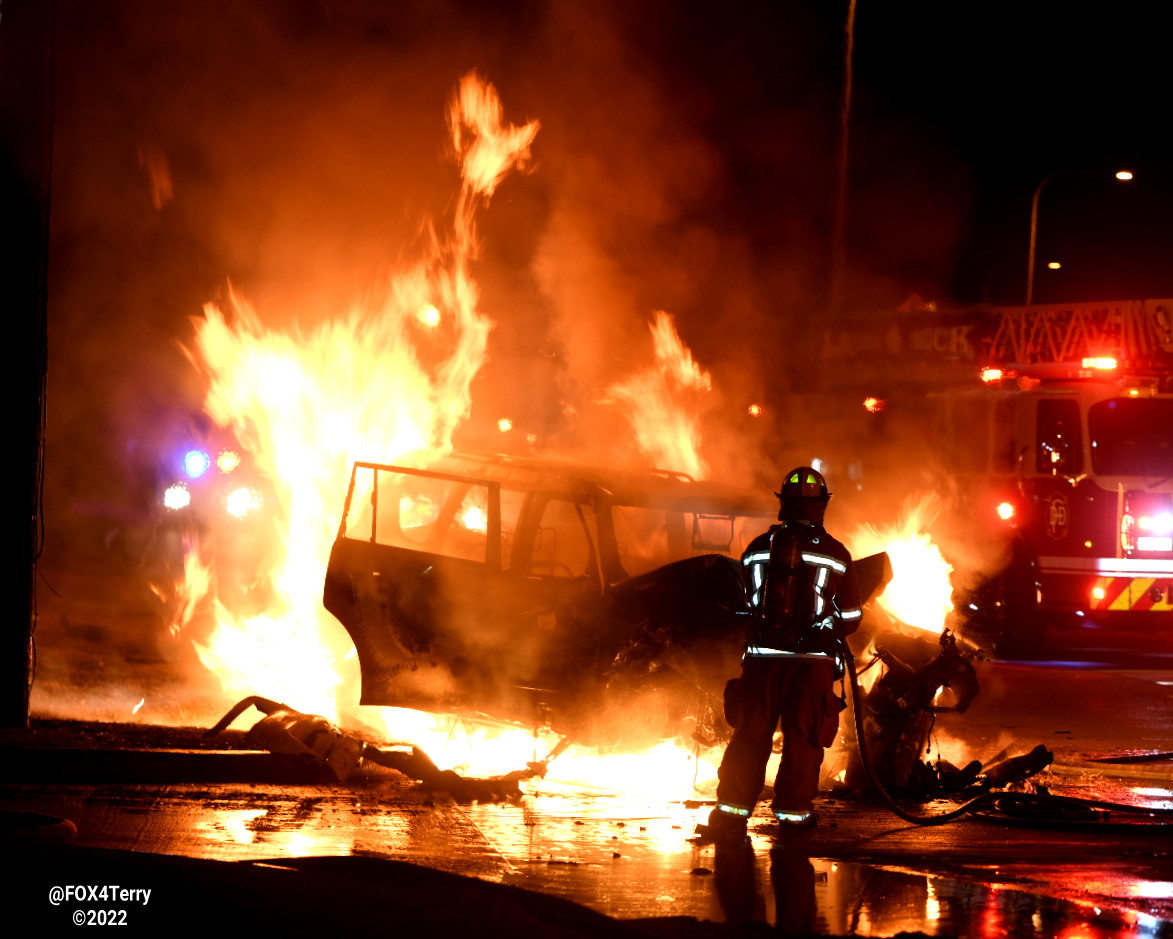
[848,492,954,633]
[173,73,538,718]
[165,74,728,794]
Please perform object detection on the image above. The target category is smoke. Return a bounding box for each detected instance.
[517,2,807,477]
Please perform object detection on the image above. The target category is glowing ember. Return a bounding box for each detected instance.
[497,416,513,432]
[848,492,954,633]
[747,402,763,417]
[174,73,539,721]
[606,311,712,479]
[863,396,885,413]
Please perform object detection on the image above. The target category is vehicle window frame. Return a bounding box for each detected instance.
[341,462,502,568]
[514,492,602,585]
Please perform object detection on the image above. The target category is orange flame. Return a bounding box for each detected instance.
[848,492,954,634]
[449,72,538,198]
[370,709,720,796]
[174,73,538,720]
[606,311,712,479]
[170,544,211,638]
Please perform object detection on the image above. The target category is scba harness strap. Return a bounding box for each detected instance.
[745,528,845,637]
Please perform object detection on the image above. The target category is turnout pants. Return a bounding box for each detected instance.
[715,657,840,815]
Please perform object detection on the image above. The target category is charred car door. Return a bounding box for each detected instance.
[323,462,605,722]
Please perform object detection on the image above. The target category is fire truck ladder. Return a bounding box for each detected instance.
[986,299,1173,367]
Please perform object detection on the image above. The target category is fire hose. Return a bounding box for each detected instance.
[842,642,1173,828]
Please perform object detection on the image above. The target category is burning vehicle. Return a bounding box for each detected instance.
[320,455,1048,802]
[323,452,778,748]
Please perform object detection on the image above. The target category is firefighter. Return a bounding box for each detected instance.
[699,467,862,841]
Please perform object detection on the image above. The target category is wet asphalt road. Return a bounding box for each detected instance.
[4,621,1172,938]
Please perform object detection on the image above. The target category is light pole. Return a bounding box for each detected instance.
[1025,169,1133,305]
[828,0,857,315]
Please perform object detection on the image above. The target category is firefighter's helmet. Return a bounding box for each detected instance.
[776,466,830,502]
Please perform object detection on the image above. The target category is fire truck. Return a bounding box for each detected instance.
[813,298,1173,656]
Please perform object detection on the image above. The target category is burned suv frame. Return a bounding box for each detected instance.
[323,453,776,745]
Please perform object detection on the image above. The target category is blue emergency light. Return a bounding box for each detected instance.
[183,449,212,479]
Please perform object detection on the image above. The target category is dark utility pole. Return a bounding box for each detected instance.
[828,0,857,315]
[0,0,55,727]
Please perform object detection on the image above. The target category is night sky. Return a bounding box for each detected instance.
[644,0,1173,308]
[850,0,1173,306]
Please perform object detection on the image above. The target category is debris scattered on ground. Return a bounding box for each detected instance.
[206,696,540,802]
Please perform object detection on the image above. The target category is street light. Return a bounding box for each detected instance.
[1025,169,1133,305]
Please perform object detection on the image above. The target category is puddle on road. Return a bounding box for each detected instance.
[464,790,1173,937]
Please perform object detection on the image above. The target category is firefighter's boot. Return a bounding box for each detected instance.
[695,806,750,845]
[773,809,817,838]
